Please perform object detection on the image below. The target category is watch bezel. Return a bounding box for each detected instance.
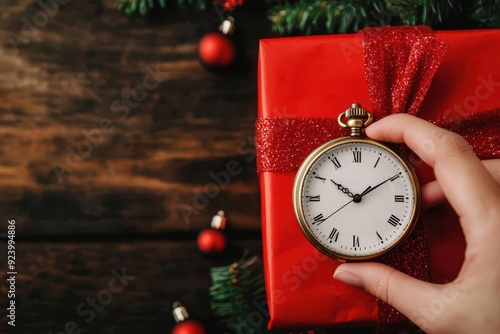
[292,136,421,261]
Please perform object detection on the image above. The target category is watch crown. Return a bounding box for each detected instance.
[338,103,374,136]
[345,103,367,118]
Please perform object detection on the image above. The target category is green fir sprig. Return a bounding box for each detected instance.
[176,0,210,11]
[269,0,386,34]
[116,0,209,15]
[116,0,166,16]
[210,254,272,334]
[114,0,500,34]
[269,0,500,35]
[470,0,500,27]
[385,0,461,26]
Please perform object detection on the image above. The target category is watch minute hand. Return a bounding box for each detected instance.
[360,173,400,198]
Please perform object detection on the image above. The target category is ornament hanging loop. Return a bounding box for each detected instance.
[338,103,373,137]
[172,301,189,323]
[211,210,227,230]
[219,16,235,36]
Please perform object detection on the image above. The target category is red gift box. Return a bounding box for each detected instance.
[257,28,500,330]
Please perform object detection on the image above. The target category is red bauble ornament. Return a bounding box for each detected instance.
[198,33,235,67]
[197,229,226,254]
[172,320,206,334]
[198,17,237,70]
[172,302,206,334]
[197,210,227,254]
[214,0,245,11]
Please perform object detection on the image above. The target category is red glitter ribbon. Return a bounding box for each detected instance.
[362,26,448,116]
[256,25,500,333]
[436,109,500,159]
[254,112,499,173]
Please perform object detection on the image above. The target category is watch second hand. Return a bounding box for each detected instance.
[315,184,374,226]
[316,199,354,226]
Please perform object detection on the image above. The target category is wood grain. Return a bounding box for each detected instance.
[0,240,264,333]
[0,0,270,237]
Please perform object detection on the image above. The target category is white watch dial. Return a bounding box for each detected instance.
[298,140,418,259]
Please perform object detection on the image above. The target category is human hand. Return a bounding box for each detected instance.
[421,158,500,209]
[333,114,500,334]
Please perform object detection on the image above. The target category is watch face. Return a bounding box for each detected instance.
[294,138,420,260]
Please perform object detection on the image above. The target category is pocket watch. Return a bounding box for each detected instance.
[293,103,421,261]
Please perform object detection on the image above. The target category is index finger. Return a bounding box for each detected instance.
[365,114,500,232]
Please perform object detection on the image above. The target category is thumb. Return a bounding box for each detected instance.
[334,262,440,319]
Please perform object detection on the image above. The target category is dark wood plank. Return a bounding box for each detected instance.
[0,240,262,333]
[0,1,272,237]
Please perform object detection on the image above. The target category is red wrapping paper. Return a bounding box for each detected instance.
[257,29,500,329]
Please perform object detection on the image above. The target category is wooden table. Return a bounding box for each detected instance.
[0,1,369,333]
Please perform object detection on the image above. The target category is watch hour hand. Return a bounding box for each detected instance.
[330,179,354,198]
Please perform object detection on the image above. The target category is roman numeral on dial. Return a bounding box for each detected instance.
[307,195,320,202]
[312,172,326,182]
[353,151,361,163]
[352,235,360,248]
[394,195,404,202]
[313,213,326,225]
[328,228,339,243]
[329,156,341,169]
[387,214,401,227]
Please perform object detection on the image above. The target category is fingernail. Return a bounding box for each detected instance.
[333,270,364,289]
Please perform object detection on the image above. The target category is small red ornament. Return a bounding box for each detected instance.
[198,34,235,67]
[198,17,236,69]
[172,302,206,334]
[172,320,206,334]
[197,210,227,254]
[197,229,226,254]
[214,0,245,11]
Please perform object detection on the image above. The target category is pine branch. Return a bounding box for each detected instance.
[177,0,210,11]
[116,0,165,16]
[115,0,500,33]
[268,0,386,35]
[385,0,461,26]
[470,0,500,27]
[115,0,209,16]
[210,255,271,334]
